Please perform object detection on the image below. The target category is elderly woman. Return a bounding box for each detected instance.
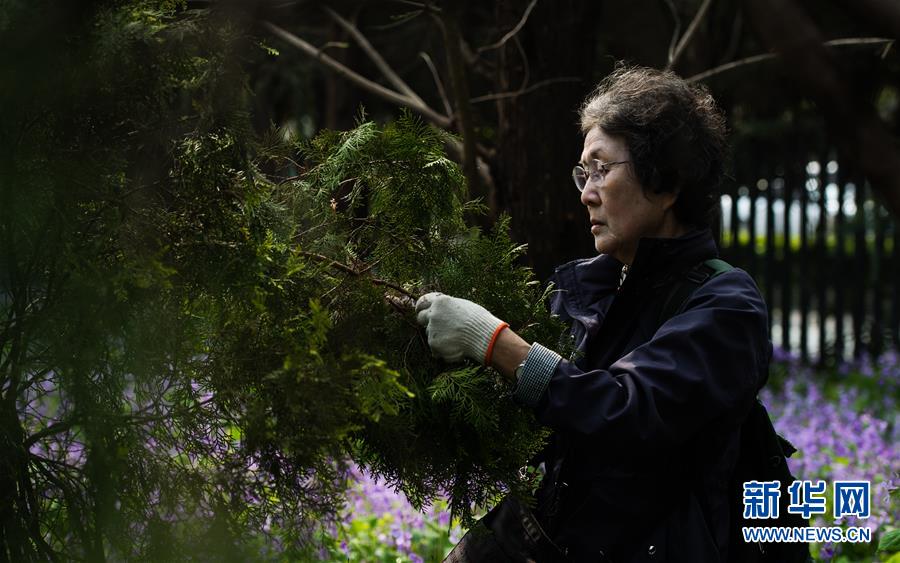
[416,67,772,562]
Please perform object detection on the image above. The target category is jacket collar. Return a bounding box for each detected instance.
[549,229,718,324]
[625,228,718,290]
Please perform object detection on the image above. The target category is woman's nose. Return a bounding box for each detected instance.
[580,182,600,207]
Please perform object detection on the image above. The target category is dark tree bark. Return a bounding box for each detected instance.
[441,1,484,207]
[492,0,599,280]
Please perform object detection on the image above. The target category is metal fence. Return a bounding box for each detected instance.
[717,156,899,363]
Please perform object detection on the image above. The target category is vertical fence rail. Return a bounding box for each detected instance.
[816,157,828,362]
[721,156,896,363]
[853,178,867,358]
[834,171,846,360]
[799,171,810,361]
[874,199,885,358]
[780,175,792,354]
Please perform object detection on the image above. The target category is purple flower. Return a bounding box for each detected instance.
[333,462,464,558]
[765,352,900,536]
[772,346,799,365]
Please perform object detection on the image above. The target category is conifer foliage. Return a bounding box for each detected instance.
[1,1,567,559]
[287,112,569,523]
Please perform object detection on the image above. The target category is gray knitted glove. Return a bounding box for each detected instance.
[415,292,507,364]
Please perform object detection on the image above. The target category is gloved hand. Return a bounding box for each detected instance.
[415,292,508,364]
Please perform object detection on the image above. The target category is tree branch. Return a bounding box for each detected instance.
[667,0,713,70]
[419,51,452,117]
[297,251,417,299]
[513,35,530,97]
[262,21,452,129]
[25,418,79,449]
[686,37,894,82]
[476,0,538,55]
[661,0,682,64]
[388,0,437,11]
[262,17,495,214]
[323,7,425,105]
[469,76,581,104]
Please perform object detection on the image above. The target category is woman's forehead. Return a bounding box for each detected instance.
[581,127,626,160]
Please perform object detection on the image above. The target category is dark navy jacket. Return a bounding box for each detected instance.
[533,229,771,562]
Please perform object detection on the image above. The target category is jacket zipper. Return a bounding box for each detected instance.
[617,264,629,291]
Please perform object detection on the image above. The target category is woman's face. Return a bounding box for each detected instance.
[579,126,682,264]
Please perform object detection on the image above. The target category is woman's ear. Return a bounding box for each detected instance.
[652,184,680,211]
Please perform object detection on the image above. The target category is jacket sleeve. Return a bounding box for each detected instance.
[529,269,770,451]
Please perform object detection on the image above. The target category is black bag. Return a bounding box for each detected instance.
[664,259,811,563]
[727,399,812,563]
[443,495,568,563]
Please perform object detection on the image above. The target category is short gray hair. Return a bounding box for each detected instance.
[580,65,728,229]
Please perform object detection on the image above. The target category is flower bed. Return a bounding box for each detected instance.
[763,349,899,562]
[321,464,463,562]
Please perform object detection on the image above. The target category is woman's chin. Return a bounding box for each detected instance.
[593,236,612,255]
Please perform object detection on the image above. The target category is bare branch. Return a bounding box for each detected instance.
[661,0,682,63]
[686,52,773,83]
[263,19,496,213]
[827,37,895,48]
[476,0,539,55]
[687,37,894,82]
[459,34,496,78]
[667,0,714,70]
[470,77,581,104]
[323,7,425,105]
[369,10,426,31]
[419,52,452,117]
[388,0,437,10]
[514,35,531,96]
[262,21,452,129]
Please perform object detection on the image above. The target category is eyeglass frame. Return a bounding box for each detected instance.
[572,159,631,192]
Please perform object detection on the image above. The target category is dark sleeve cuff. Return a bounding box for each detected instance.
[512,343,563,407]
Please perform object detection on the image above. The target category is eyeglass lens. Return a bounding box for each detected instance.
[572,166,588,191]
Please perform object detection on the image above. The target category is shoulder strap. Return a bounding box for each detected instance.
[657,258,734,327]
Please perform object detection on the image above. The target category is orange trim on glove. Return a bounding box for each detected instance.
[484,322,510,366]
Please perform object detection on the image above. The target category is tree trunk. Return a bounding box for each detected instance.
[492,0,599,280]
[441,1,482,207]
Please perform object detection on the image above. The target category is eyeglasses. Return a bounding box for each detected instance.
[572,159,631,192]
